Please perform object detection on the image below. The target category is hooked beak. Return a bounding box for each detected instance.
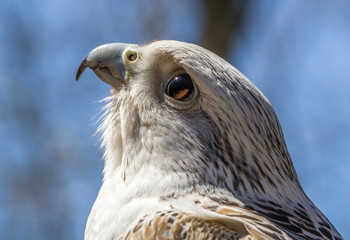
[76,43,135,89]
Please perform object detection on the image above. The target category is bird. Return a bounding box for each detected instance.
[76,40,343,240]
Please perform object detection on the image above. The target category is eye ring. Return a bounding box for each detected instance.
[165,74,194,101]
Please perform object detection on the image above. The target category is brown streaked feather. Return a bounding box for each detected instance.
[121,203,292,240]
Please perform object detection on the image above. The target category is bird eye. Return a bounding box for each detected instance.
[166,74,194,101]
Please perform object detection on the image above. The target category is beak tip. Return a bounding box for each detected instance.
[76,57,88,81]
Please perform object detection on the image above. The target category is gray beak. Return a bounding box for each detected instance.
[76,43,134,89]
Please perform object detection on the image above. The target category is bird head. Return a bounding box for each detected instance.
[77,40,302,202]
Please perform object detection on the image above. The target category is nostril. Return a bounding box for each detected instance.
[127,52,137,62]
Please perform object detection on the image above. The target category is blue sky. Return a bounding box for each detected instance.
[0,0,349,239]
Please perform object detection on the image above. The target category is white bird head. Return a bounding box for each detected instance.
[77,40,342,239]
[77,40,297,199]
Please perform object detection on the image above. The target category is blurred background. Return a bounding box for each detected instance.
[0,0,349,239]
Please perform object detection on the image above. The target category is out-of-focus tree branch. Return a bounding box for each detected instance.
[200,0,250,58]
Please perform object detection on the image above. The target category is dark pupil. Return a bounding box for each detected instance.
[167,74,194,100]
